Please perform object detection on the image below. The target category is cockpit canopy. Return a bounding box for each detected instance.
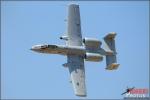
[41,45,48,49]
[47,45,58,49]
[37,44,58,49]
[31,44,58,53]
[31,44,57,50]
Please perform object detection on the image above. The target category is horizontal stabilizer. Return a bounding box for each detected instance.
[104,32,119,70]
[105,54,119,70]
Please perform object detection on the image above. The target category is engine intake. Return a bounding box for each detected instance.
[84,52,103,62]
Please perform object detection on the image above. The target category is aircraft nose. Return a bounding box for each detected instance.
[30,45,41,51]
[30,47,35,51]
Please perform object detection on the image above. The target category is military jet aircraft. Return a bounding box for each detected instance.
[121,87,135,95]
[31,4,119,97]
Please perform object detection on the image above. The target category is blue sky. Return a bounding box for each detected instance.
[1,1,149,99]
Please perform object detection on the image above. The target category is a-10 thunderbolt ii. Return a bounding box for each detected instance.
[31,4,119,97]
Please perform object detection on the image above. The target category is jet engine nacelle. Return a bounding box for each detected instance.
[83,38,101,49]
[84,52,103,62]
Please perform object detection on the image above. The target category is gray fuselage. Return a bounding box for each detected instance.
[31,44,104,56]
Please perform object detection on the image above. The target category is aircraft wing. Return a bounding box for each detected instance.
[66,4,86,96]
[67,4,82,46]
[67,55,86,96]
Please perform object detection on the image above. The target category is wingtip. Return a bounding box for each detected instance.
[68,3,79,7]
[76,94,87,97]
